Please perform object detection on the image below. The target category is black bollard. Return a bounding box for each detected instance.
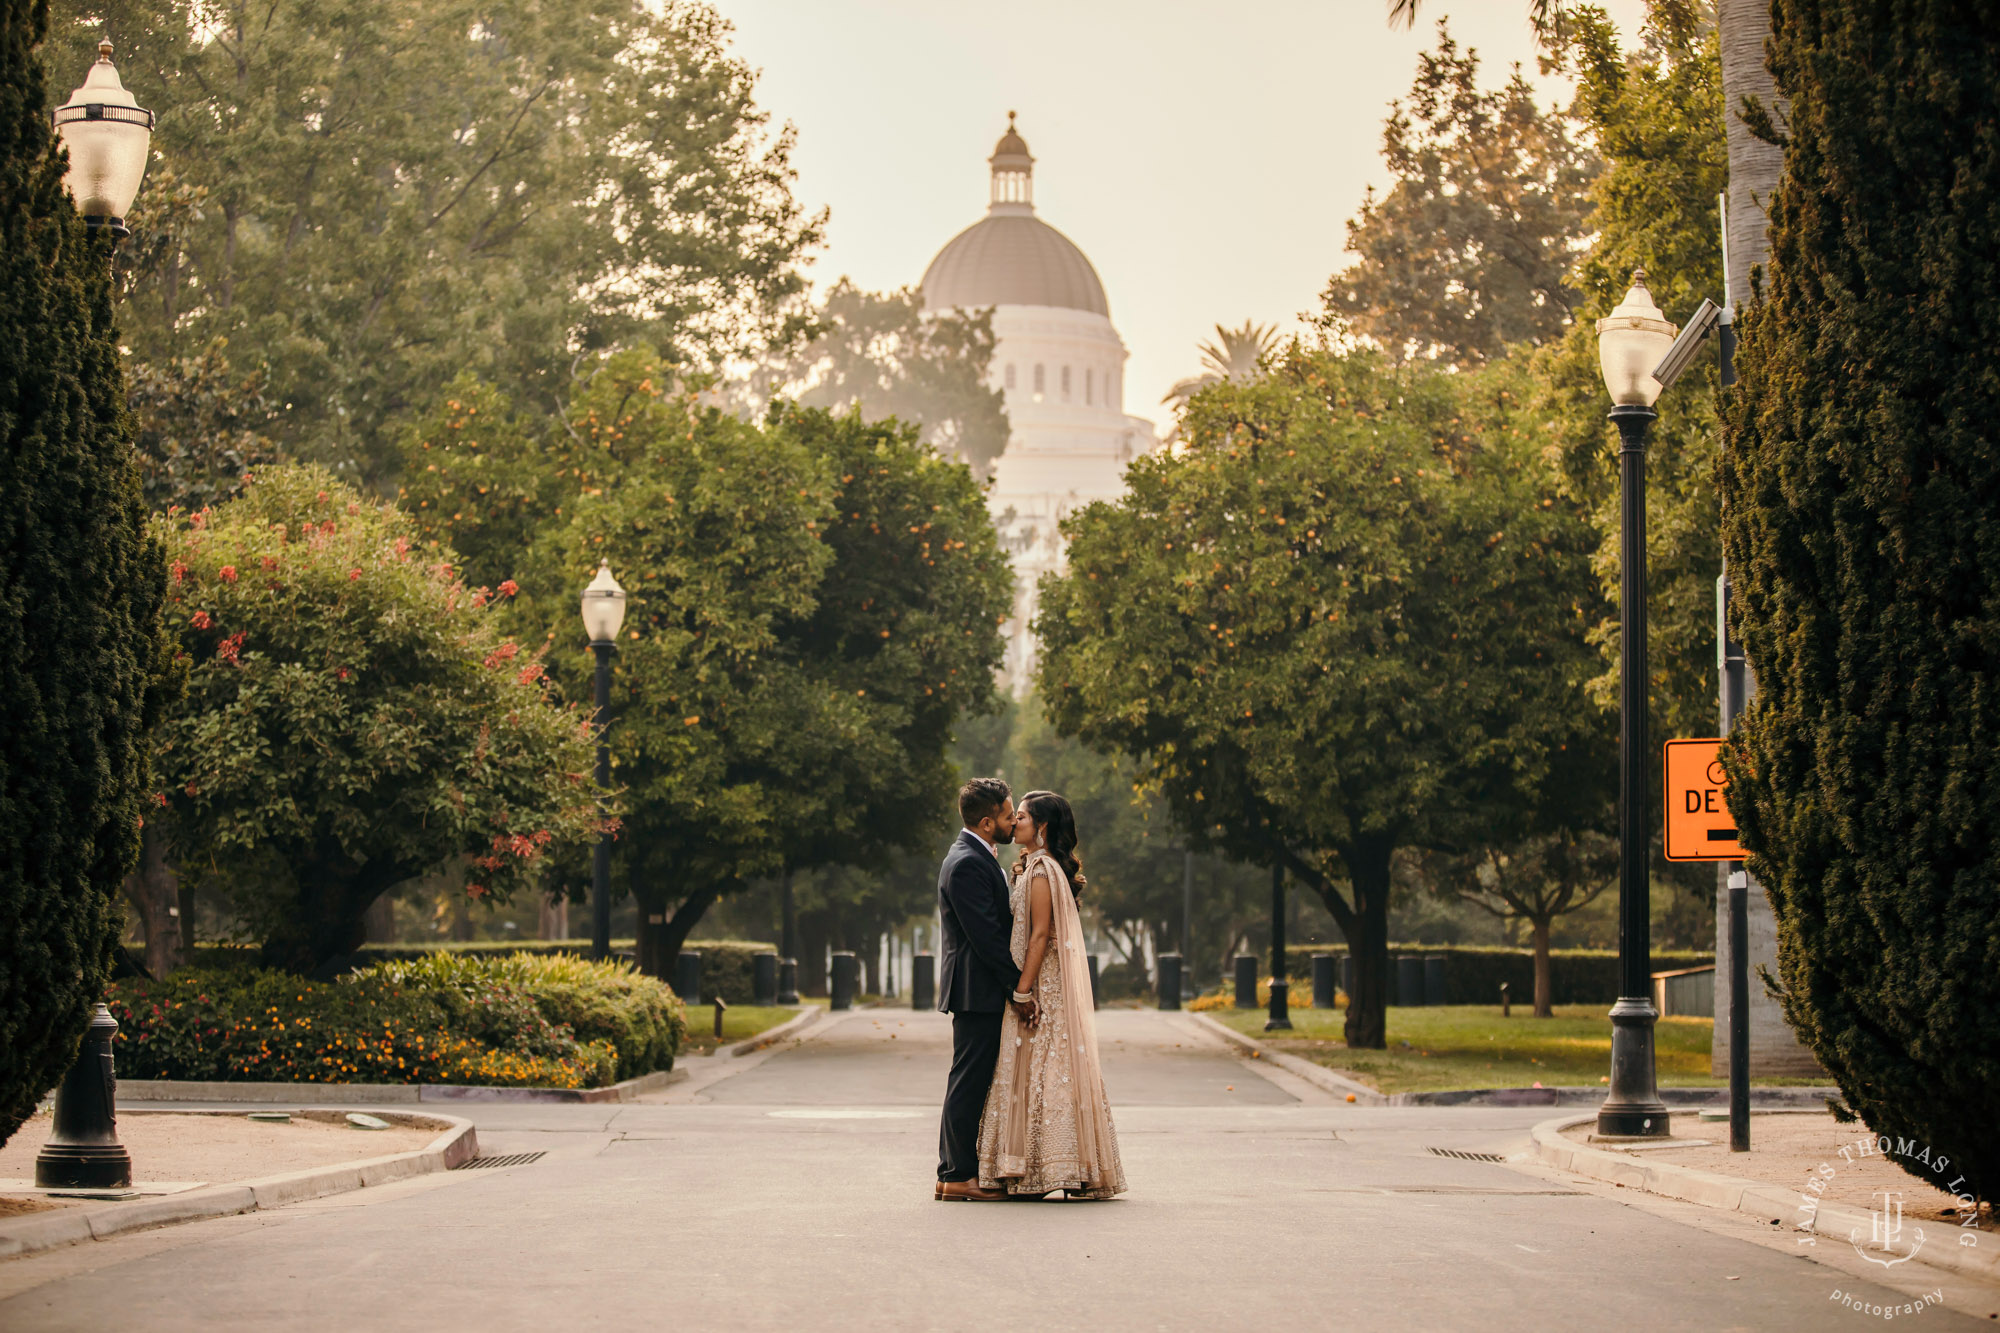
[712,996,729,1040]
[776,957,799,1006]
[1087,953,1100,1011]
[752,953,778,1006]
[1157,953,1182,1010]
[36,1003,131,1189]
[1234,955,1258,1009]
[1312,954,1336,1010]
[911,952,935,1010]
[674,950,702,1006]
[1501,981,1512,1018]
[1396,956,1423,1009]
[1424,954,1448,1007]
[830,951,858,1011]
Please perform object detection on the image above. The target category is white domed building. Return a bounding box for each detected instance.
[921,114,1158,690]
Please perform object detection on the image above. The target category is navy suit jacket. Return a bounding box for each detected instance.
[936,829,1020,1014]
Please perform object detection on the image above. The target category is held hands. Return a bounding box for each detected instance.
[1011,990,1041,1028]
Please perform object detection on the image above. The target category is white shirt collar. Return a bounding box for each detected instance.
[967,828,1000,860]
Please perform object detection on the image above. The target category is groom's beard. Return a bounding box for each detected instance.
[994,826,1015,845]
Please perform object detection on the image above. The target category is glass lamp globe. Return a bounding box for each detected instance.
[1595,270,1678,408]
[580,562,627,643]
[53,41,155,235]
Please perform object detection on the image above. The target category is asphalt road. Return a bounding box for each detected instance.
[0,1007,1988,1330]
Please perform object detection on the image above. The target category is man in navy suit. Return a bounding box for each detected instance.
[933,777,1034,1200]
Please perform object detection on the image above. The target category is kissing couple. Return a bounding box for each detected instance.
[932,778,1127,1202]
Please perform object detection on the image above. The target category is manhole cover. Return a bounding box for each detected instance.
[1426,1147,1507,1162]
[452,1152,547,1170]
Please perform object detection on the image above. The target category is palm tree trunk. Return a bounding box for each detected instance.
[1719,0,1787,308]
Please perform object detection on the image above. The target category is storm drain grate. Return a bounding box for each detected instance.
[453,1152,547,1170]
[1427,1147,1507,1163]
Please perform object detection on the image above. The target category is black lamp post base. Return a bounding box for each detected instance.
[1596,995,1671,1138]
[1264,979,1293,1031]
[34,1143,132,1190]
[776,958,799,1006]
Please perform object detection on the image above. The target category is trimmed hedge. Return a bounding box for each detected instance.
[1295,945,1713,1007]
[353,953,685,1081]
[349,938,779,1005]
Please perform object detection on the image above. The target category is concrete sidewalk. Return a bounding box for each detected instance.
[0,1008,1986,1331]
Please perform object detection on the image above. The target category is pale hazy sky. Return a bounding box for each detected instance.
[712,0,1649,425]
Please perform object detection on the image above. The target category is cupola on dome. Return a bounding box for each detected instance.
[920,113,1109,318]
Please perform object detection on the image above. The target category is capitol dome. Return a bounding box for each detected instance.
[920,114,1109,317]
[918,113,1156,692]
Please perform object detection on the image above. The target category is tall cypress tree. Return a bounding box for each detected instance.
[0,1,171,1146]
[1722,0,2000,1194]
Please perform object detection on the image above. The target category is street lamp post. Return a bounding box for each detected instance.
[580,562,626,962]
[53,41,155,238]
[35,40,154,1194]
[1594,271,1678,1139]
[1265,863,1291,1031]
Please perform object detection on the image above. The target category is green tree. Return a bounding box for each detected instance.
[402,350,1010,973]
[1,0,173,1145]
[1324,22,1599,367]
[1421,830,1617,1016]
[1535,9,1727,739]
[49,0,821,479]
[155,465,603,971]
[125,336,274,512]
[1721,0,2000,1197]
[761,280,1012,477]
[1038,346,1610,1046]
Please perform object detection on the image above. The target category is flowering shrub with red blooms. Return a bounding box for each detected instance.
[153,464,610,971]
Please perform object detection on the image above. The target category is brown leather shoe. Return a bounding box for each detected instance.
[935,1180,1008,1202]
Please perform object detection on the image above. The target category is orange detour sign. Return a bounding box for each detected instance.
[1663,739,1747,861]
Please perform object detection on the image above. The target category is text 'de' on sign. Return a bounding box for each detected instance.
[1664,738,1746,862]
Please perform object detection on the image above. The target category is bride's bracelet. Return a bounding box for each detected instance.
[1011,990,1033,1003]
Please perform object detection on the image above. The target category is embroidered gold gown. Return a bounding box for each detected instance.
[975,848,1127,1199]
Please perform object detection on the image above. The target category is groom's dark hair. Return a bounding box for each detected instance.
[959,777,1011,827]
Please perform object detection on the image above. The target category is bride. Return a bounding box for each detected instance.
[976,790,1127,1200]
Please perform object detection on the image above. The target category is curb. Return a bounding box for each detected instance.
[0,1108,477,1262]
[118,1067,685,1106]
[1531,1113,2000,1285]
[714,1005,822,1059]
[1185,1013,1387,1104]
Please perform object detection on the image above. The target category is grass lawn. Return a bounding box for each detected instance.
[678,1004,811,1057]
[1208,1004,1786,1095]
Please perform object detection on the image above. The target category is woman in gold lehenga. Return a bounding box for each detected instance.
[975,790,1127,1200]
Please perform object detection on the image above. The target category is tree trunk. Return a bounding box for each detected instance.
[1531,916,1554,1018]
[177,878,198,953]
[1343,837,1395,1050]
[1719,0,1786,309]
[361,893,396,944]
[861,932,881,995]
[121,824,183,979]
[537,890,568,942]
[799,913,830,997]
[655,885,721,983]
[259,848,403,974]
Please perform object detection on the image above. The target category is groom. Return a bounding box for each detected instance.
[934,777,1034,1201]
